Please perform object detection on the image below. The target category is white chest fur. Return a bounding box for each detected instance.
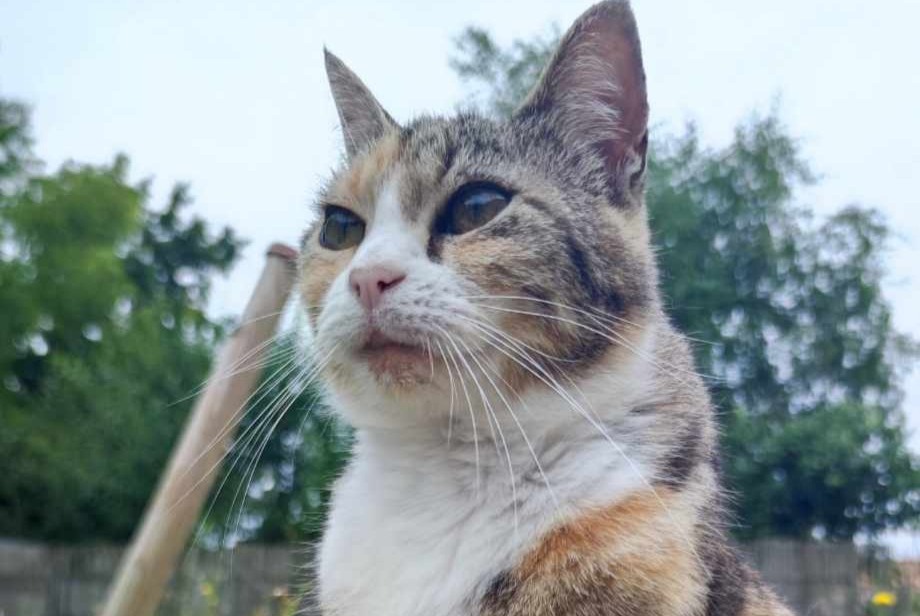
[318,402,653,616]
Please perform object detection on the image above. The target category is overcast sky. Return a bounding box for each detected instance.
[1,0,918,552]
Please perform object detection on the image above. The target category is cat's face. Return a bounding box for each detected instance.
[301,2,656,427]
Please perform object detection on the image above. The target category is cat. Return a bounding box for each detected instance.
[299,1,794,614]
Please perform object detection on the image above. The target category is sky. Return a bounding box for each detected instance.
[1,0,918,552]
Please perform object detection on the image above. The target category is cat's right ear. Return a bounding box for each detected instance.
[515,1,648,204]
[324,49,398,158]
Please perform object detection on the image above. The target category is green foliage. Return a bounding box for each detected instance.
[450,28,919,540]
[0,97,245,541]
[0,92,340,545]
[125,182,241,313]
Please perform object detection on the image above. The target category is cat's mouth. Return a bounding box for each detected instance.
[357,330,433,380]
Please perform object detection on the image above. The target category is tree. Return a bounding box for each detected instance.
[0,93,343,545]
[450,28,919,540]
[0,97,246,541]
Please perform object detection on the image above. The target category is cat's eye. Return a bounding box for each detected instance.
[320,205,365,250]
[437,182,512,236]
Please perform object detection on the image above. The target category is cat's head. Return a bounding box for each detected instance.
[300,1,659,428]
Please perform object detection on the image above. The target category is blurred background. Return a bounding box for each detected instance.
[0,1,918,615]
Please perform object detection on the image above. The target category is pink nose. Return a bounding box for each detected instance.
[349,264,406,311]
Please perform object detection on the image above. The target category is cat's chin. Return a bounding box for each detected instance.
[350,330,435,388]
[360,343,431,384]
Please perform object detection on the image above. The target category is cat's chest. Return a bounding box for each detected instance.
[317,422,649,616]
[318,459,546,616]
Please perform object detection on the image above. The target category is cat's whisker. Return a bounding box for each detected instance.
[435,329,480,491]
[210,392,292,549]
[168,331,294,408]
[469,302,700,387]
[230,373,306,544]
[445,330,505,491]
[425,336,435,381]
[583,307,718,354]
[224,346,336,549]
[454,310,579,365]
[579,311,724,383]
[465,296,647,361]
[434,339,457,447]
[176,344,306,477]
[455,314,569,386]
[185,345,337,548]
[460,333,561,514]
[466,294,724,382]
[586,304,716,348]
[219,363,311,562]
[475,304,660,374]
[194,358,313,546]
[171,354,303,515]
[454,335,520,534]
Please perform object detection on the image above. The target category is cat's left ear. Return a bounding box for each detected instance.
[515,0,649,203]
[324,49,398,158]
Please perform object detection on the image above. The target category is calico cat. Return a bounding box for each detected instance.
[299,1,793,614]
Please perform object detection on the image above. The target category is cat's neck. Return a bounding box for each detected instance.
[349,343,663,512]
[352,322,661,484]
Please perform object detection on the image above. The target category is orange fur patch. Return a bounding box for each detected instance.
[333,131,401,214]
[506,489,706,615]
[520,490,664,576]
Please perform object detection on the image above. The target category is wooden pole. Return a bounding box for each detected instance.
[101,243,299,616]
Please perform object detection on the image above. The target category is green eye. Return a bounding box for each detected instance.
[437,182,512,235]
[320,205,365,250]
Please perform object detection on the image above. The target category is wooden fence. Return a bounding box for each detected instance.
[0,538,912,616]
